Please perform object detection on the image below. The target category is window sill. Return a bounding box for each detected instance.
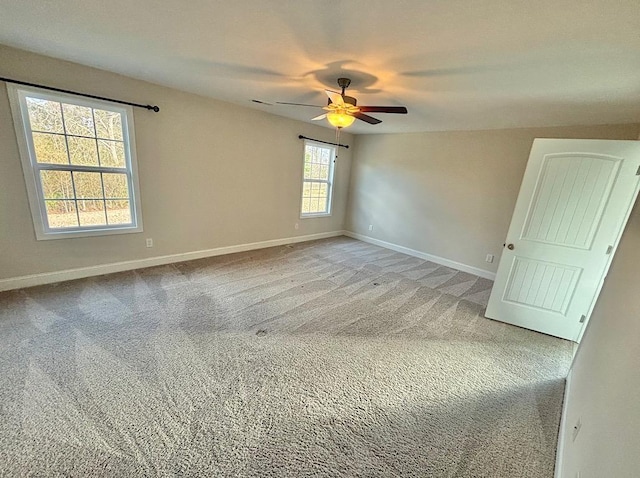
[300,213,332,219]
[35,224,143,240]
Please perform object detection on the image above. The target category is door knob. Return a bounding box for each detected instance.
[507,243,515,250]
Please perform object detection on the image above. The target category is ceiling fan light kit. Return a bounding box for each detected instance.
[327,112,356,128]
[279,77,408,130]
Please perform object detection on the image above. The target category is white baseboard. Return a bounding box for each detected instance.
[1,230,495,291]
[0,230,345,292]
[344,231,496,280]
[554,369,573,478]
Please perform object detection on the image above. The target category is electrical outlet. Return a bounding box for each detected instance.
[485,254,494,263]
[572,418,582,442]
[146,238,153,248]
[368,224,373,231]
[294,223,299,230]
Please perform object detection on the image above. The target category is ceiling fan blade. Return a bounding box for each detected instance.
[354,112,382,125]
[311,114,327,121]
[325,89,344,106]
[358,106,408,114]
[276,102,323,107]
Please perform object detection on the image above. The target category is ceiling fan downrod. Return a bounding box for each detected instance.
[337,77,352,95]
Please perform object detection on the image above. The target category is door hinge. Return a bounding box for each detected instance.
[636,165,640,176]
[606,245,613,255]
[579,314,586,323]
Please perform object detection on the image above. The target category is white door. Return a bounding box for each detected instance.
[485,139,640,341]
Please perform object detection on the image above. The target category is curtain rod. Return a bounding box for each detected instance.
[298,135,349,149]
[0,76,160,112]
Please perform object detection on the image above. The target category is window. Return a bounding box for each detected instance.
[8,85,142,240]
[300,141,335,217]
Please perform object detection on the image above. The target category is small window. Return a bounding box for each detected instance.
[300,141,335,217]
[8,85,143,240]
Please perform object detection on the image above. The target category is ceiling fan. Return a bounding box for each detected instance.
[277,78,408,128]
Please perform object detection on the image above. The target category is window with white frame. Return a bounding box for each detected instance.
[300,141,335,217]
[8,85,143,240]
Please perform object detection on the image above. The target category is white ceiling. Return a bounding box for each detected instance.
[1,0,640,134]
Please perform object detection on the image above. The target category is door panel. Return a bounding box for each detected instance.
[503,258,581,314]
[521,154,620,249]
[486,139,640,341]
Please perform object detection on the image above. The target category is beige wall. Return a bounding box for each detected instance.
[558,198,640,477]
[0,45,352,281]
[3,42,640,477]
[346,124,640,274]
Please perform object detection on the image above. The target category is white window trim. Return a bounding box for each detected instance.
[7,84,143,240]
[300,140,336,218]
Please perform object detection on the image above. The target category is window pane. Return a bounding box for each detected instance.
[302,198,313,214]
[304,198,311,212]
[78,200,106,226]
[26,98,64,133]
[106,200,132,225]
[98,139,126,168]
[318,183,328,196]
[73,172,103,199]
[94,109,123,140]
[67,136,99,166]
[17,87,141,237]
[302,182,312,197]
[33,132,69,164]
[45,200,78,228]
[62,103,95,137]
[304,146,314,161]
[40,171,74,199]
[103,173,129,198]
[310,164,321,179]
[319,165,329,180]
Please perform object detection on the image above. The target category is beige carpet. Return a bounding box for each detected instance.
[0,237,572,477]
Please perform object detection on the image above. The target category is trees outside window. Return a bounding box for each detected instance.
[300,141,335,217]
[8,85,143,240]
